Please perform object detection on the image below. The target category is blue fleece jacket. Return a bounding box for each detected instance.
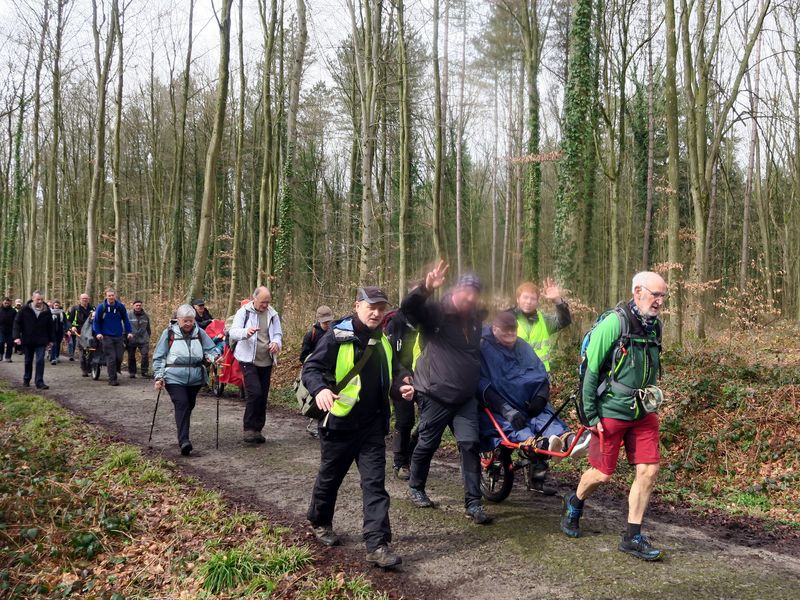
[92,300,132,337]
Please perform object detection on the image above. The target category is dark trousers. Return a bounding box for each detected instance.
[80,349,91,375]
[307,417,391,551]
[23,345,47,387]
[0,331,12,360]
[409,393,482,509]
[392,396,419,468]
[167,384,201,445]
[101,336,125,382]
[240,362,272,432]
[127,342,149,375]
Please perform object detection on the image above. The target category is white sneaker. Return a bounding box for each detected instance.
[548,434,565,454]
[570,430,591,458]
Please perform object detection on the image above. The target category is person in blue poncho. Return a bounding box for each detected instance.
[479,311,589,494]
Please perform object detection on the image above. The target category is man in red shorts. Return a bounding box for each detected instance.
[560,271,667,561]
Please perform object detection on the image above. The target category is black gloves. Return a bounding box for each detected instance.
[526,395,548,417]
[509,411,527,431]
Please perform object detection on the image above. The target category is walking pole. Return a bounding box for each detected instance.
[148,387,162,447]
[216,393,220,450]
[534,393,573,438]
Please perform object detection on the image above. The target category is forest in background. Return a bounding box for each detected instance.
[0,0,797,345]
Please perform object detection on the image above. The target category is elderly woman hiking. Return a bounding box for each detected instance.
[152,304,221,455]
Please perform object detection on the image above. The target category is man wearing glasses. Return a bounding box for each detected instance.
[560,271,668,561]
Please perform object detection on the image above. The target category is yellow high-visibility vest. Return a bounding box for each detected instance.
[516,311,551,372]
[331,335,393,417]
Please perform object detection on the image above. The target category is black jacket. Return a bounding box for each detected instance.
[12,302,55,347]
[0,305,15,334]
[299,322,326,363]
[301,315,410,432]
[195,308,214,330]
[67,304,94,331]
[383,309,421,371]
[400,285,486,405]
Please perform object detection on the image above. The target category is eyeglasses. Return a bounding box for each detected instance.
[641,286,669,300]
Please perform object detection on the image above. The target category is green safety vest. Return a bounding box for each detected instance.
[331,335,393,417]
[516,311,552,372]
[411,332,422,371]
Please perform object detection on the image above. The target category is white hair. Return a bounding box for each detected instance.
[175,304,196,319]
[631,271,660,294]
[252,286,270,299]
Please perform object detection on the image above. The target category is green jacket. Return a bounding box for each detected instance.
[581,307,661,425]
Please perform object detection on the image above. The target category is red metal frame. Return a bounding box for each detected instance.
[482,406,603,459]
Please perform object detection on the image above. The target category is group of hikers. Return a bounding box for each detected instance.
[1,262,668,570]
[297,262,667,568]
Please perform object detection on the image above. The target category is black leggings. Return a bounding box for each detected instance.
[166,384,202,446]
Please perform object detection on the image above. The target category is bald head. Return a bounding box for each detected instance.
[252,287,272,312]
[632,271,667,318]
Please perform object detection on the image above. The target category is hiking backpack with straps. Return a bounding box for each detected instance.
[575,303,662,426]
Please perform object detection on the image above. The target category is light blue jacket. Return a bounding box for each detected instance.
[152,322,220,386]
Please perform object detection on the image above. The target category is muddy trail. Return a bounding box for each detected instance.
[2,359,798,600]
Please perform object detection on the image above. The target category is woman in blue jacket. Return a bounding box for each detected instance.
[152,304,220,455]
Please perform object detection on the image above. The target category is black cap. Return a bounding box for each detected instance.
[492,311,517,331]
[456,273,482,291]
[133,299,143,304]
[193,298,205,306]
[356,286,389,304]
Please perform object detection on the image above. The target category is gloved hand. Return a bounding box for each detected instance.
[526,395,547,417]
[509,410,527,431]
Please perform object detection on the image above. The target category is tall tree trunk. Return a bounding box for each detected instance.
[86,0,118,298]
[228,0,246,316]
[432,0,444,260]
[187,0,233,301]
[111,5,124,288]
[454,0,466,274]
[395,0,411,299]
[641,0,655,269]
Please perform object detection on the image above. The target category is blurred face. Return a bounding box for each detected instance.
[633,275,668,318]
[106,290,117,304]
[80,294,90,306]
[53,301,61,310]
[492,325,518,349]
[32,293,43,308]
[354,300,387,330]
[517,291,539,315]
[319,320,331,331]
[451,286,480,315]
[2,299,9,308]
[196,304,206,314]
[253,290,271,312]
[178,316,195,332]
[133,302,143,312]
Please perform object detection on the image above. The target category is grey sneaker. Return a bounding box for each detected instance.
[394,465,410,481]
[243,430,266,444]
[407,487,434,508]
[618,533,664,561]
[465,505,493,525]
[366,545,402,568]
[311,525,340,547]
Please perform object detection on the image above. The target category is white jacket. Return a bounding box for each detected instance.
[229,302,283,365]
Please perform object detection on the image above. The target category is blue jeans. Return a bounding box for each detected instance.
[67,335,77,357]
[23,345,47,387]
[49,338,62,362]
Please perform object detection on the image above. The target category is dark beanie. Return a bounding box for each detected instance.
[456,273,482,291]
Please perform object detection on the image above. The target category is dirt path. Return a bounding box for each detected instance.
[2,358,799,600]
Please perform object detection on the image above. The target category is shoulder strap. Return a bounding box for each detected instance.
[333,340,377,394]
[167,329,175,349]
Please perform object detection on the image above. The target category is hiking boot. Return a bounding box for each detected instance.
[394,465,410,481]
[5,358,12,363]
[560,493,582,538]
[306,419,319,439]
[465,505,493,525]
[69,357,74,362]
[140,372,151,379]
[618,534,664,561]
[366,545,402,569]
[22,381,30,387]
[243,430,266,444]
[36,384,49,390]
[50,360,57,366]
[311,525,340,547]
[530,478,557,496]
[109,380,120,387]
[180,441,193,456]
[407,487,434,508]
[129,372,136,379]
[82,372,89,377]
